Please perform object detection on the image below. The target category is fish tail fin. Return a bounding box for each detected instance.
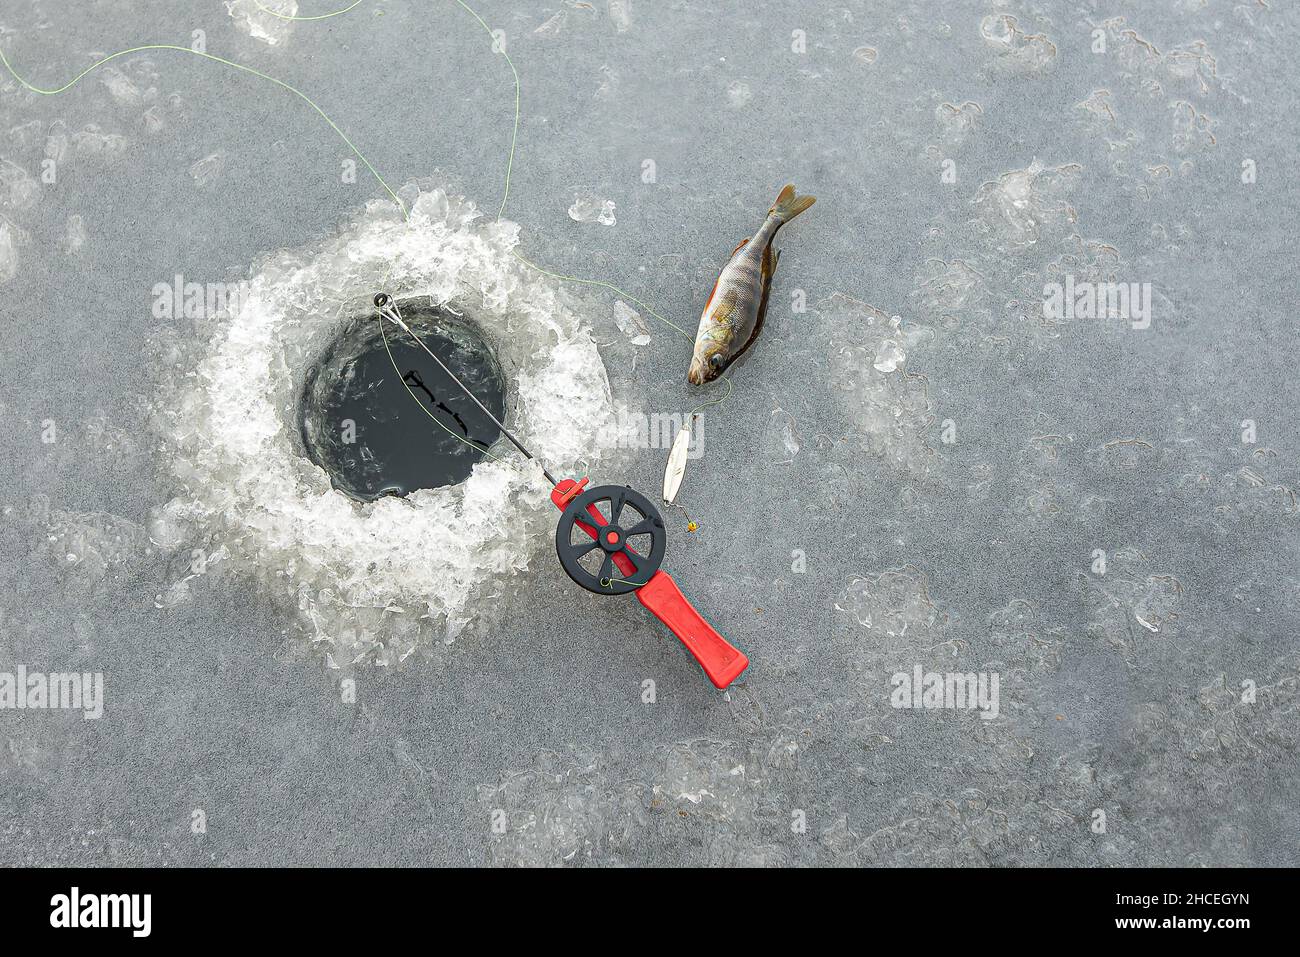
[769,184,816,224]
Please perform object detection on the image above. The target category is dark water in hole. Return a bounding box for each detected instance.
[299,302,507,501]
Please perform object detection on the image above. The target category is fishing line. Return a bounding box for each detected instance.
[375,293,559,484]
[0,29,512,475]
[443,1,694,345]
[600,577,643,589]
[448,0,517,225]
[439,0,730,532]
[689,375,732,416]
[250,0,369,21]
[0,42,407,215]
[1,1,727,485]
[375,309,517,471]
[0,3,702,344]
[5,8,755,685]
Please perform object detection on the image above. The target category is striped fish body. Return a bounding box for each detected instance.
[687,184,815,385]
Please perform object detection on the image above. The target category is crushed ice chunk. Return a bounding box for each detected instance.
[225,0,298,46]
[72,125,128,159]
[0,161,41,212]
[823,294,933,473]
[143,105,166,134]
[63,215,87,254]
[764,409,800,462]
[836,566,944,641]
[568,191,617,225]
[98,66,143,107]
[873,338,905,373]
[154,578,193,609]
[534,11,565,35]
[979,14,1057,73]
[612,300,650,345]
[726,81,753,108]
[44,121,70,164]
[40,508,147,585]
[608,0,632,33]
[0,223,20,284]
[189,151,227,189]
[7,120,43,151]
[973,159,1081,249]
[594,64,619,99]
[934,100,982,147]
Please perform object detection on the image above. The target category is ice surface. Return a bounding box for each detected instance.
[154,185,615,665]
[979,13,1057,74]
[4,0,1297,869]
[823,295,934,474]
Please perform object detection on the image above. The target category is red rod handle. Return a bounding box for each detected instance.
[636,571,749,689]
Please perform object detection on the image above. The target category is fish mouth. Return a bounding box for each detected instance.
[687,358,706,385]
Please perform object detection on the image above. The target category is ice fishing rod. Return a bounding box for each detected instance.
[374,292,749,689]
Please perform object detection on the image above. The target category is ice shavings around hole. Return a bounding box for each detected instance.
[153,184,615,666]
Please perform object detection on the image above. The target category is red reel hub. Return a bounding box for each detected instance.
[555,484,666,594]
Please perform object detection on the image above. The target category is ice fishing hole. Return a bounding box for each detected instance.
[299,300,508,502]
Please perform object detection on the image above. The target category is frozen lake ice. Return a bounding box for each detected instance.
[0,0,1297,866]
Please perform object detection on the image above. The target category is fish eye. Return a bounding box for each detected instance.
[708,354,725,370]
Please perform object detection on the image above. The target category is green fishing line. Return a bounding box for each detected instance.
[0,0,726,473]
[600,577,645,590]
[375,310,516,470]
[0,42,406,216]
[251,0,369,21]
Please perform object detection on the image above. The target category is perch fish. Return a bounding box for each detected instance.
[687,184,816,385]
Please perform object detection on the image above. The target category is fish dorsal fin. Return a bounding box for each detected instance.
[729,237,750,258]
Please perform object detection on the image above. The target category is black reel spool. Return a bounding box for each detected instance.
[555,485,667,594]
